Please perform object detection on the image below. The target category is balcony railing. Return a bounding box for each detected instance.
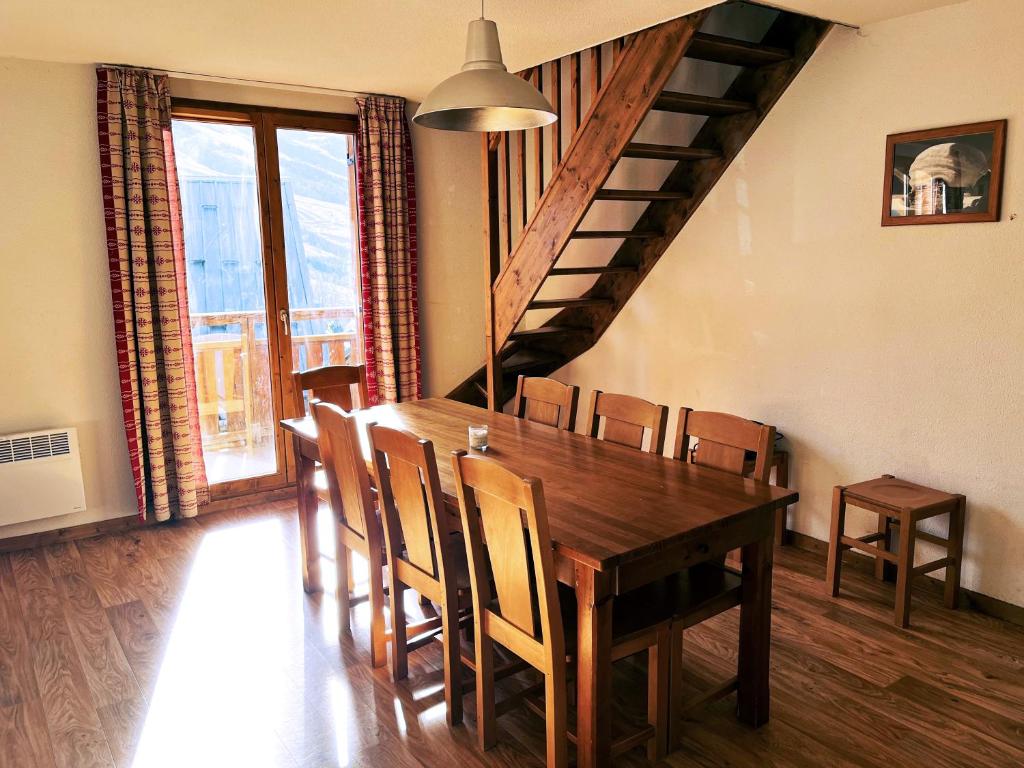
[190,306,360,454]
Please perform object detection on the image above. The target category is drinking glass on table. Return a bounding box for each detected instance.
[468,424,489,452]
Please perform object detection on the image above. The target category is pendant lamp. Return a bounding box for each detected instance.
[413,2,557,132]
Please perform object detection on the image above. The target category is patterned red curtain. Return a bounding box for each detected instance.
[97,67,208,521]
[354,95,422,404]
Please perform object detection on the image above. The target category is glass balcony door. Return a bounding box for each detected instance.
[259,118,363,430]
[171,104,360,496]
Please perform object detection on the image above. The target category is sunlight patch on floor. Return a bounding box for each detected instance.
[129,517,323,767]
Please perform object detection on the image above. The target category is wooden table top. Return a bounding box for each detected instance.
[281,398,797,571]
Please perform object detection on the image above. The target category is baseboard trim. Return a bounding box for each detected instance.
[0,485,296,554]
[786,530,1024,629]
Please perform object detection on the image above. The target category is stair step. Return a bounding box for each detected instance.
[595,189,688,201]
[654,91,754,116]
[623,143,721,161]
[549,265,638,276]
[527,297,614,310]
[501,350,561,373]
[509,325,590,339]
[571,230,661,239]
[686,32,791,68]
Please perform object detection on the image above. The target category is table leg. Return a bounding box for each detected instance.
[293,433,322,593]
[737,532,773,727]
[575,563,613,768]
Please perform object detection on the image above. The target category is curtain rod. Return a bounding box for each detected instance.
[98,63,382,100]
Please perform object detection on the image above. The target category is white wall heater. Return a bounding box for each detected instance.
[0,427,86,526]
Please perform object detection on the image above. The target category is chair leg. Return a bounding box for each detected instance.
[944,498,966,610]
[647,625,671,761]
[336,529,351,636]
[894,516,917,628]
[773,451,790,546]
[347,553,357,595]
[441,596,464,726]
[475,629,496,751]
[367,553,388,668]
[389,577,408,681]
[826,486,846,597]
[545,665,568,768]
[875,514,894,582]
[668,623,684,752]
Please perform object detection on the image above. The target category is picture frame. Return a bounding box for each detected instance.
[881,119,1006,226]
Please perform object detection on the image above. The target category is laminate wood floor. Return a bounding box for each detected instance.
[1,499,1022,768]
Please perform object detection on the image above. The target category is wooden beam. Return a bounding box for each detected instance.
[490,12,709,348]
[569,51,581,133]
[686,32,791,67]
[497,134,509,257]
[517,120,527,231]
[533,66,544,202]
[481,135,503,411]
[550,58,562,164]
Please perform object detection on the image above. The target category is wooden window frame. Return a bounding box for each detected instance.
[171,98,361,501]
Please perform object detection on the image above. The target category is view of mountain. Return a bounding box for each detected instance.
[171,120,358,315]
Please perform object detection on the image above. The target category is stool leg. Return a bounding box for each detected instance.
[894,516,916,628]
[944,497,966,609]
[875,514,894,582]
[826,486,846,597]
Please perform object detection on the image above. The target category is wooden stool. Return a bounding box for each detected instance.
[826,475,966,628]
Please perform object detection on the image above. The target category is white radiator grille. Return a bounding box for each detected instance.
[0,427,86,525]
[0,430,72,464]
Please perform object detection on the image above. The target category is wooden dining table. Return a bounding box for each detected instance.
[280,397,797,768]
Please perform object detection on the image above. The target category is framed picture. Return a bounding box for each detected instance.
[881,119,1006,226]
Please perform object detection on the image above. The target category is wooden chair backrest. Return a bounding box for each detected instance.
[451,451,564,668]
[313,402,379,549]
[586,390,669,454]
[293,364,369,416]
[512,375,580,431]
[673,408,776,483]
[367,423,453,593]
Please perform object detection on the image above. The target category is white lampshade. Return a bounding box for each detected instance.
[413,18,557,132]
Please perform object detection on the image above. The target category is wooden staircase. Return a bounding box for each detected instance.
[448,2,832,409]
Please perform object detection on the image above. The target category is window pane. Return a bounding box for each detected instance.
[275,128,362,377]
[172,119,278,484]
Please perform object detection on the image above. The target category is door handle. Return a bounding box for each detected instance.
[279,309,290,336]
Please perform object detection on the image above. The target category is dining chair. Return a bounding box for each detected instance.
[673,408,776,483]
[512,375,580,431]
[586,390,669,453]
[666,407,776,749]
[297,365,370,594]
[366,423,475,725]
[293,363,370,416]
[313,401,388,667]
[451,451,673,766]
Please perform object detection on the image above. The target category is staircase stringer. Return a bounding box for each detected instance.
[489,10,711,351]
[541,14,833,361]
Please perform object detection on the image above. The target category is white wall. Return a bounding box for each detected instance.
[0,58,138,537]
[557,0,1024,606]
[0,59,482,538]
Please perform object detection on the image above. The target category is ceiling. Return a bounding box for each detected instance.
[0,0,965,100]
